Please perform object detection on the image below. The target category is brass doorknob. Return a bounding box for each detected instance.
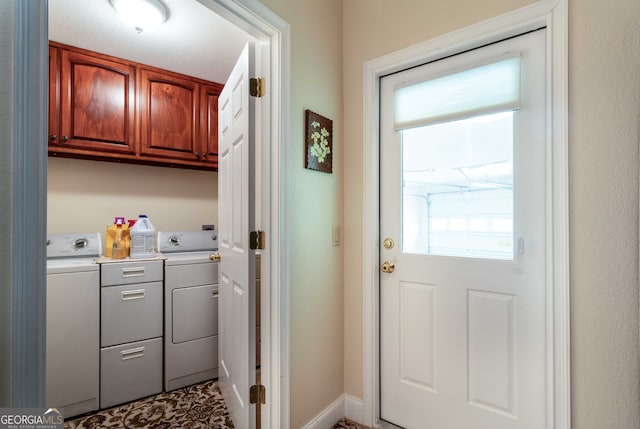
[209,253,221,262]
[381,260,395,274]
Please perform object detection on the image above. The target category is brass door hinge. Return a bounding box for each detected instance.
[250,383,266,404]
[250,230,266,250]
[250,77,265,97]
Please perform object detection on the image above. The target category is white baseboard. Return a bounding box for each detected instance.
[302,394,365,429]
[344,394,364,424]
[302,395,345,429]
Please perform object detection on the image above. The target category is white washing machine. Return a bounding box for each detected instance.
[46,232,101,418]
[158,230,219,391]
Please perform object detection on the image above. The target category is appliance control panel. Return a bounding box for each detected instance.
[157,230,218,253]
[46,232,102,258]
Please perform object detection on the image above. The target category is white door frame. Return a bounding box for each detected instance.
[11,1,291,428]
[361,1,569,428]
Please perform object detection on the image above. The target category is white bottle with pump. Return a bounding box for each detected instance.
[129,214,157,259]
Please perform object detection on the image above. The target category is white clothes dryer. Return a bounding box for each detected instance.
[158,230,219,391]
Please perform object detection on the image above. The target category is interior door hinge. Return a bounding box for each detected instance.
[250,230,266,250]
[250,77,265,97]
[250,383,266,404]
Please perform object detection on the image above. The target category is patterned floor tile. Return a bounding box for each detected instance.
[64,380,363,429]
[65,380,233,429]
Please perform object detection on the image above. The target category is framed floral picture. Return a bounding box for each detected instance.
[304,109,333,173]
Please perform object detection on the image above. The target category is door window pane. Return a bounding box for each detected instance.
[402,111,514,260]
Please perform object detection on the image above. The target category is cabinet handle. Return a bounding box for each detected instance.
[120,346,145,360]
[121,267,145,277]
[61,135,69,142]
[212,289,218,299]
[49,134,57,142]
[121,289,146,301]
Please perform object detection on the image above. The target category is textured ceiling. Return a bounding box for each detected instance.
[49,0,252,84]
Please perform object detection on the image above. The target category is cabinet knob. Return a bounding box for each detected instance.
[49,134,57,141]
[195,152,200,159]
[61,135,69,142]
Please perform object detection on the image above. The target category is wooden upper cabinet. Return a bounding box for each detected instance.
[48,46,60,146]
[48,42,222,170]
[200,83,223,166]
[59,49,136,154]
[138,67,201,161]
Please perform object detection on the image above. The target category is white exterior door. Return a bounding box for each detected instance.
[380,30,548,429]
[218,42,257,429]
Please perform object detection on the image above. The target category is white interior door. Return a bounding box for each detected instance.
[218,42,256,429]
[380,30,548,429]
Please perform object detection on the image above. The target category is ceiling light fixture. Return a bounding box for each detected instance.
[110,0,168,33]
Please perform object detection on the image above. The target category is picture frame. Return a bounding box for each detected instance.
[304,109,333,173]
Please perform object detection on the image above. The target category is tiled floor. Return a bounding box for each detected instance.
[65,380,232,428]
[333,418,365,428]
[64,380,364,429]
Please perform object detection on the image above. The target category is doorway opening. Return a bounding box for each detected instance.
[11,1,290,428]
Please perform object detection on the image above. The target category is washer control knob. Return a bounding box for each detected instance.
[73,238,88,249]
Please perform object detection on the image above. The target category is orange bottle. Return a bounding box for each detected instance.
[112,222,127,259]
[106,217,130,258]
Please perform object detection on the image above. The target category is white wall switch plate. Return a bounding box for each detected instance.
[332,226,341,246]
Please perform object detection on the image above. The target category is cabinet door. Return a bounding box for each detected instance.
[48,46,60,146]
[200,83,223,166]
[60,49,136,154]
[139,68,201,161]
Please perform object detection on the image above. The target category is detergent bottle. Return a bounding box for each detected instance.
[105,217,130,257]
[130,214,156,259]
[112,221,128,259]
